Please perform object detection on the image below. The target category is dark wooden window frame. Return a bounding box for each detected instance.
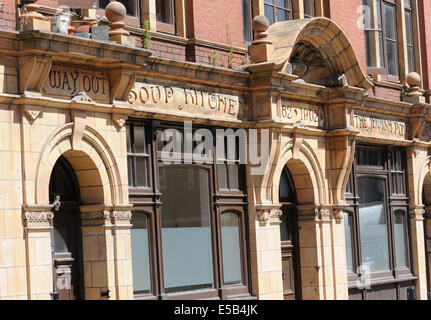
[345,145,416,291]
[156,0,176,35]
[128,120,251,300]
[303,0,316,18]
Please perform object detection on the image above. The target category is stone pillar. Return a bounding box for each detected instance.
[20,0,51,32]
[297,205,348,300]
[409,205,427,300]
[110,205,133,300]
[22,204,55,300]
[80,205,116,300]
[249,204,284,300]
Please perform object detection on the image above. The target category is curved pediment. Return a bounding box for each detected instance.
[246,17,372,90]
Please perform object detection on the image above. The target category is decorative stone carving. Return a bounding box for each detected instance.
[18,54,52,95]
[109,68,136,104]
[409,205,425,221]
[326,73,349,87]
[248,15,274,64]
[112,113,128,130]
[297,205,332,222]
[22,105,42,123]
[81,210,111,227]
[256,204,282,226]
[22,204,54,229]
[110,210,132,225]
[71,91,94,103]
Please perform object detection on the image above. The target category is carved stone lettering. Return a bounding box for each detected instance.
[353,114,407,139]
[279,101,324,128]
[128,83,246,120]
[42,65,110,103]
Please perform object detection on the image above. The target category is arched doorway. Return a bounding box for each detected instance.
[279,167,301,300]
[49,155,84,300]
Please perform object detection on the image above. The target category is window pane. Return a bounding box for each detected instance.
[242,0,252,43]
[376,0,382,29]
[217,163,228,189]
[405,11,413,46]
[279,211,290,241]
[386,41,399,76]
[394,211,408,268]
[160,166,214,293]
[118,0,135,16]
[279,172,293,200]
[304,0,315,17]
[404,0,411,7]
[276,8,288,22]
[264,4,274,25]
[134,125,147,154]
[54,223,69,253]
[98,0,109,9]
[127,156,133,186]
[358,177,390,272]
[126,124,132,153]
[276,0,287,8]
[156,0,174,24]
[221,213,243,285]
[131,213,151,294]
[384,4,397,40]
[407,46,415,74]
[344,212,354,273]
[227,163,239,190]
[136,157,148,187]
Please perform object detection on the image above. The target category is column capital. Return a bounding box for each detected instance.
[409,205,425,221]
[255,203,282,226]
[22,203,54,230]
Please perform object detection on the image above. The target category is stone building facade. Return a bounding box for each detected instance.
[0,0,431,300]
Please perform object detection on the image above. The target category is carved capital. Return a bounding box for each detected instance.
[409,205,425,221]
[22,204,54,229]
[297,205,332,222]
[110,210,132,226]
[255,204,282,226]
[109,68,136,104]
[18,54,52,95]
[80,204,112,227]
[112,113,128,130]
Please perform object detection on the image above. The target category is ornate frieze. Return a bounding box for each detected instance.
[255,204,282,226]
[410,205,425,221]
[80,204,133,227]
[22,204,54,229]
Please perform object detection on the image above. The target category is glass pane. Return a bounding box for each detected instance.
[98,0,110,9]
[304,0,315,17]
[156,0,174,24]
[344,212,353,273]
[394,211,408,268]
[217,163,228,189]
[134,125,147,154]
[227,163,239,190]
[221,213,243,285]
[136,157,148,187]
[264,4,274,25]
[407,46,415,73]
[358,177,390,272]
[378,31,385,68]
[384,4,397,40]
[276,8,288,22]
[126,124,132,153]
[346,177,352,194]
[160,166,214,293]
[279,211,290,241]
[242,0,252,43]
[131,213,151,294]
[405,11,413,46]
[54,223,69,253]
[279,172,294,201]
[386,40,399,76]
[404,0,411,8]
[118,0,135,16]
[276,0,287,8]
[376,0,382,29]
[127,156,134,186]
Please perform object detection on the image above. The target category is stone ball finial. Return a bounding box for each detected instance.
[252,15,269,33]
[105,1,126,22]
[407,72,421,88]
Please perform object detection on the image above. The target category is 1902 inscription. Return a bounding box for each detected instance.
[43,65,110,103]
[279,102,324,128]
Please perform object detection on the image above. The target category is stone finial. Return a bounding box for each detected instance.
[20,0,51,32]
[248,15,273,64]
[405,72,425,103]
[105,1,131,45]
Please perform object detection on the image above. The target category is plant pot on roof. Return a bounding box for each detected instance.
[20,0,51,32]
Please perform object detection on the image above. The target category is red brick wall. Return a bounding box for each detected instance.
[0,0,16,31]
[187,0,245,48]
[150,39,187,61]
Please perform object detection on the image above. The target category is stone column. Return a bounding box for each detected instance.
[22,204,55,300]
[409,205,427,300]
[80,204,116,300]
[110,205,133,300]
[249,204,284,300]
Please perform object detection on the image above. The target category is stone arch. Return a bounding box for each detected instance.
[264,17,372,89]
[271,138,325,206]
[35,123,124,205]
